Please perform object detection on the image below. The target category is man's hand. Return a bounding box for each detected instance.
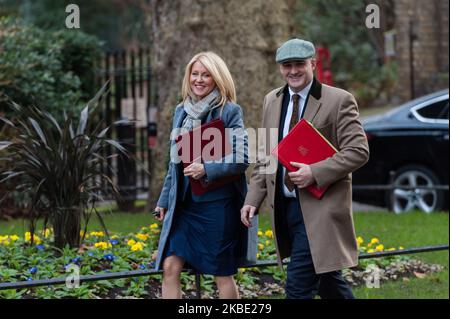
[183,163,206,180]
[240,205,257,228]
[288,162,315,188]
[154,206,167,222]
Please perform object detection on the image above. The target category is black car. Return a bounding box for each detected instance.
[353,90,449,213]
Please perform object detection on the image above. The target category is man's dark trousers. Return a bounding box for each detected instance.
[283,196,355,299]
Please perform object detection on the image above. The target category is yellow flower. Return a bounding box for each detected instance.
[90,231,105,237]
[152,229,160,234]
[141,227,148,231]
[265,230,273,238]
[136,233,149,241]
[257,231,263,237]
[375,244,384,252]
[0,235,12,245]
[24,232,41,244]
[111,235,119,239]
[367,249,375,253]
[357,236,364,245]
[258,243,264,251]
[256,253,261,259]
[127,239,136,246]
[387,248,396,251]
[9,235,19,242]
[43,229,51,238]
[370,238,379,245]
[131,242,144,251]
[265,240,271,246]
[94,242,111,250]
[399,246,405,250]
[367,242,373,248]
[150,223,158,229]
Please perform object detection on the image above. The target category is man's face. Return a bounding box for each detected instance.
[279,58,316,92]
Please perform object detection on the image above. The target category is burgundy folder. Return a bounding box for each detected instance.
[175,119,240,195]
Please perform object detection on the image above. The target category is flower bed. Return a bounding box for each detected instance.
[0,225,444,299]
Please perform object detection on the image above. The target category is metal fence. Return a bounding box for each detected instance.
[1,244,448,298]
[92,48,156,209]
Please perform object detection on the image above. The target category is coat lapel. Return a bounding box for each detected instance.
[303,78,323,123]
[174,106,186,129]
[268,86,285,129]
[303,96,322,122]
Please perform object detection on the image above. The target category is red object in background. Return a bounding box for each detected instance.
[148,136,157,148]
[316,46,333,86]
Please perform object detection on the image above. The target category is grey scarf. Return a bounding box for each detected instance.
[182,88,221,130]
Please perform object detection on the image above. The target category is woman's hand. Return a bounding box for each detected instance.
[154,206,167,221]
[183,163,206,180]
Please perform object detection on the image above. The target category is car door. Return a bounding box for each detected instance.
[411,96,449,184]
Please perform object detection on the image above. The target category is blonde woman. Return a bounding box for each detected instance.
[153,52,250,299]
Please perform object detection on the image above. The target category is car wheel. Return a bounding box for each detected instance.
[387,165,444,214]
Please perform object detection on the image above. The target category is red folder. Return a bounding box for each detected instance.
[175,119,240,195]
[271,119,337,199]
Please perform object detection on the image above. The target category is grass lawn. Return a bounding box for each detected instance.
[352,211,448,299]
[0,204,448,299]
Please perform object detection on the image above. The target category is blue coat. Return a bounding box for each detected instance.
[155,101,258,271]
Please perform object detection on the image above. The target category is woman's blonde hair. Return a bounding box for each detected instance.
[181,51,236,106]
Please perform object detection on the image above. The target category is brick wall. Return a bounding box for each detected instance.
[395,0,449,101]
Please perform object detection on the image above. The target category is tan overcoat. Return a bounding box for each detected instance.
[245,80,369,274]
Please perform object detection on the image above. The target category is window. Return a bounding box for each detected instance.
[416,99,449,120]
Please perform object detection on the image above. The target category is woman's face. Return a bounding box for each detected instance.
[190,61,216,99]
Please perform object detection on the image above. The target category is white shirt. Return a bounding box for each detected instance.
[282,81,313,198]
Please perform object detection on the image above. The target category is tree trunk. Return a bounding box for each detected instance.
[148,0,292,207]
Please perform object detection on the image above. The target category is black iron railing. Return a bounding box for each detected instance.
[1,244,448,298]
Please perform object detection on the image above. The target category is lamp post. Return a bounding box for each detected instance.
[409,20,419,99]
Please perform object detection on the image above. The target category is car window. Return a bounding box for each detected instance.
[438,102,449,120]
[416,99,449,120]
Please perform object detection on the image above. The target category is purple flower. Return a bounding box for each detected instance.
[103,253,115,262]
[26,277,33,281]
[109,239,119,246]
[139,264,146,270]
[36,245,45,250]
[72,257,82,263]
[88,252,94,257]
[28,267,38,274]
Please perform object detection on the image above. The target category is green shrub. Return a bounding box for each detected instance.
[0,16,103,121]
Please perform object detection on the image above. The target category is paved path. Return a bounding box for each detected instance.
[353,201,387,212]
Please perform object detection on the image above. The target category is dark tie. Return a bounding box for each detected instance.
[284,94,300,192]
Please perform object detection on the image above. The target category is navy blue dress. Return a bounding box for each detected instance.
[163,185,241,276]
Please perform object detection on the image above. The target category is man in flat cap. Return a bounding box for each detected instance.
[241,38,369,299]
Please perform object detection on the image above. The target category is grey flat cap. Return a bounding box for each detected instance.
[276,38,316,63]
